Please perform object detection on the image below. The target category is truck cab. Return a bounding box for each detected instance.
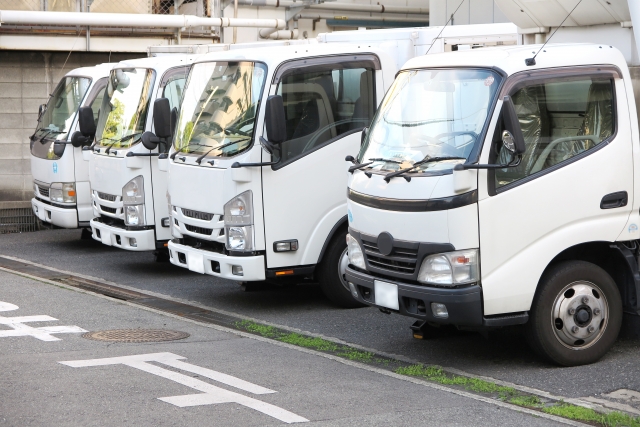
[87,55,196,255]
[31,63,114,229]
[165,43,397,306]
[344,43,639,366]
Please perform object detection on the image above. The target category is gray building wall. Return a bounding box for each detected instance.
[429,0,510,26]
[0,51,143,203]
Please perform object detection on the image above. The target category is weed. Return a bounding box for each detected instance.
[508,395,543,408]
[338,349,374,362]
[543,403,640,427]
[236,320,280,338]
[278,333,339,352]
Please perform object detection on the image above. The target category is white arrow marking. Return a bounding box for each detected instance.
[60,352,308,423]
[0,300,87,341]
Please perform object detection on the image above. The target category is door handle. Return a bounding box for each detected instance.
[600,191,628,209]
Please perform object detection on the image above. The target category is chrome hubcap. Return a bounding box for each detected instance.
[338,247,350,291]
[551,281,608,349]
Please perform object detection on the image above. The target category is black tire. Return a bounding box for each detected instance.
[80,228,93,240]
[317,229,366,308]
[526,261,622,366]
[153,249,170,263]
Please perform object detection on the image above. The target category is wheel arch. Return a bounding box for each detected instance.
[317,215,348,264]
[540,241,640,314]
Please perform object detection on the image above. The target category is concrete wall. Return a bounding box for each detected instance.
[0,51,143,202]
[429,0,509,26]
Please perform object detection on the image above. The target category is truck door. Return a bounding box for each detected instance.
[477,69,633,315]
[261,55,379,268]
[151,66,189,241]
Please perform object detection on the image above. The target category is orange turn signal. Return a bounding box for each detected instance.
[275,270,294,276]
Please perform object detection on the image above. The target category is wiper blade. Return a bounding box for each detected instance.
[38,130,64,142]
[383,156,466,182]
[196,138,250,165]
[348,157,403,174]
[105,133,142,154]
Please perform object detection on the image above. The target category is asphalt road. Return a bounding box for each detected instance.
[0,269,566,426]
[1,229,640,411]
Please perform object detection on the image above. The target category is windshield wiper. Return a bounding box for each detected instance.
[199,138,250,165]
[38,129,64,142]
[383,156,466,182]
[347,157,403,174]
[105,133,142,154]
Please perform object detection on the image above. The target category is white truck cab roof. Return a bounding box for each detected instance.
[117,54,200,73]
[401,43,628,77]
[65,62,117,79]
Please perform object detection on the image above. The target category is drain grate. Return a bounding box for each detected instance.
[82,329,189,343]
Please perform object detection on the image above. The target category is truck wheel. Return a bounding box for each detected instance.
[526,261,622,366]
[317,230,366,308]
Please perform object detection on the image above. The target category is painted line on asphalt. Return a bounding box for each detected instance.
[0,256,599,425]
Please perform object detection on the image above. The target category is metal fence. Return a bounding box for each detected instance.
[0,0,209,15]
[0,208,41,235]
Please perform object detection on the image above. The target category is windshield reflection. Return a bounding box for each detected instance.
[359,68,502,173]
[95,68,155,150]
[174,61,266,158]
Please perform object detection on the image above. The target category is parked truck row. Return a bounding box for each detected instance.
[30,13,640,366]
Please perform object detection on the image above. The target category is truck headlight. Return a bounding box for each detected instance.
[417,249,479,286]
[346,234,366,270]
[49,182,76,203]
[227,226,253,251]
[125,205,145,226]
[123,175,145,226]
[224,191,254,251]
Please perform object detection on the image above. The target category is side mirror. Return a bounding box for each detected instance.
[53,142,66,157]
[78,106,96,137]
[153,98,172,139]
[501,95,525,155]
[141,131,160,150]
[265,95,286,144]
[38,103,47,120]
[70,131,91,148]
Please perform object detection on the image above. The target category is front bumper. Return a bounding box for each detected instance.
[168,239,266,281]
[90,218,156,251]
[31,198,78,229]
[346,266,483,326]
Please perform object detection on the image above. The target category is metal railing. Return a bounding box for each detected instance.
[0,0,210,16]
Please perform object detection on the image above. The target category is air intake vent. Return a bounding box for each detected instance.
[100,205,117,214]
[185,224,213,235]
[97,192,117,202]
[37,185,49,198]
[361,235,419,274]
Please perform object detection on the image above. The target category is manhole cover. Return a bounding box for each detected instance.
[82,329,190,343]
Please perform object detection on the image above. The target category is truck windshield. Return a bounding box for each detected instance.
[359,68,502,173]
[95,68,155,150]
[173,61,267,158]
[31,76,91,160]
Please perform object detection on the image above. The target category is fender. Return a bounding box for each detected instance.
[317,215,348,264]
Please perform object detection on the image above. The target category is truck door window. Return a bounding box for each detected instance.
[163,76,186,111]
[88,81,107,124]
[495,77,614,188]
[275,66,374,164]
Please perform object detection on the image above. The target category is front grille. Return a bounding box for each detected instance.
[361,235,419,274]
[38,185,49,198]
[97,192,117,202]
[181,208,214,221]
[101,205,117,214]
[185,224,213,235]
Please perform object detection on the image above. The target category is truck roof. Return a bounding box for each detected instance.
[117,54,200,73]
[192,42,392,69]
[400,43,628,77]
[65,62,117,79]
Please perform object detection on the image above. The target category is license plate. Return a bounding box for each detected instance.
[187,252,205,274]
[100,229,112,246]
[374,280,399,310]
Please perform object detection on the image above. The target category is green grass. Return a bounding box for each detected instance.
[543,403,640,427]
[395,365,516,395]
[508,395,543,408]
[278,333,339,351]
[337,349,374,362]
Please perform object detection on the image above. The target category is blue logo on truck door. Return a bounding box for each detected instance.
[52,162,58,174]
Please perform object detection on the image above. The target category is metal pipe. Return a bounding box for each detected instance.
[295,13,429,24]
[259,28,297,39]
[86,25,90,51]
[235,0,428,15]
[233,0,238,43]
[0,10,286,29]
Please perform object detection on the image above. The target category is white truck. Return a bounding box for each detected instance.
[344,6,640,365]
[163,24,517,306]
[84,41,314,260]
[30,63,114,232]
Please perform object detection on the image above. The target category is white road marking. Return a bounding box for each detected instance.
[0,300,87,341]
[60,352,309,424]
